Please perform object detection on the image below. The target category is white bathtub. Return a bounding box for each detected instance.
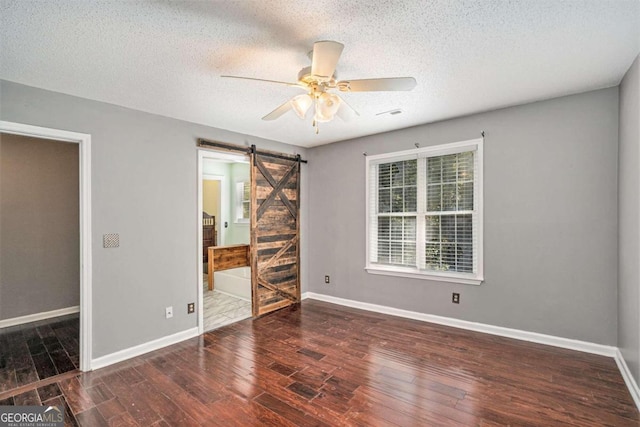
[213,267,251,301]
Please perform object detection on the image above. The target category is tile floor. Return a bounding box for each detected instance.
[203,274,251,332]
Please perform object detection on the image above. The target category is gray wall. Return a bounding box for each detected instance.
[0,80,309,359]
[308,87,619,345]
[618,54,640,382]
[0,134,79,320]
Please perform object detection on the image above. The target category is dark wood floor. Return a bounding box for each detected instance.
[0,301,637,426]
[0,314,79,395]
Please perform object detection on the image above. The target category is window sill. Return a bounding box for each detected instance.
[365,266,483,285]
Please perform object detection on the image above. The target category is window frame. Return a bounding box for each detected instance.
[235,180,250,224]
[365,138,484,285]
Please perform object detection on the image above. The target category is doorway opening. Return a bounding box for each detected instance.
[0,121,92,397]
[197,149,252,333]
[197,139,304,331]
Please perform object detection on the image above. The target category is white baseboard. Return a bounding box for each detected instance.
[305,292,617,357]
[615,348,640,410]
[91,327,199,370]
[0,306,80,328]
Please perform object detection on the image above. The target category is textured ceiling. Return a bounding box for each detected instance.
[1,1,639,148]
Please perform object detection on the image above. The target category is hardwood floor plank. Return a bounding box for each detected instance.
[37,382,63,401]
[99,373,160,426]
[42,395,79,427]
[0,368,17,392]
[132,362,219,424]
[132,380,200,426]
[268,361,297,377]
[76,407,109,427]
[14,365,39,387]
[286,381,319,400]
[58,376,95,415]
[13,389,41,406]
[85,383,114,405]
[95,397,127,421]
[254,392,329,427]
[105,411,138,427]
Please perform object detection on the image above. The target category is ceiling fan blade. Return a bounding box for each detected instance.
[311,41,344,80]
[336,96,359,122]
[262,99,293,121]
[221,75,303,88]
[338,77,417,92]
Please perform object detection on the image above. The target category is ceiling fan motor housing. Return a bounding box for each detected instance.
[298,66,337,85]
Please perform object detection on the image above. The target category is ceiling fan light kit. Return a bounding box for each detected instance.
[222,40,417,134]
[291,94,313,119]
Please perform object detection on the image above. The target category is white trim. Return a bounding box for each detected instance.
[0,121,92,371]
[365,267,483,285]
[0,306,80,328]
[476,139,484,281]
[304,292,617,357]
[615,349,640,410]
[197,153,205,335]
[365,138,483,163]
[91,327,199,370]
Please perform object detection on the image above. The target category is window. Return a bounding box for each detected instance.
[366,138,483,285]
[235,180,250,223]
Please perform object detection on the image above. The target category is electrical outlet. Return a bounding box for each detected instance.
[165,306,173,319]
[452,293,460,304]
[324,275,330,284]
[187,303,195,314]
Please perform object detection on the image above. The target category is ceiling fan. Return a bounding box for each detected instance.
[221,41,417,133]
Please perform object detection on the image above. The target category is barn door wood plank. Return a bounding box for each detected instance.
[256,278,297,302]
[255,158,297,220]
[257,235,298,273]
[250,153,301,318]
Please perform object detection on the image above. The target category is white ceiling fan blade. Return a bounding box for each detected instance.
[262,99,293,121]
[338,77,417,92]
[335,96,359,122]
[221,75,304,88]
[311,41,344,80]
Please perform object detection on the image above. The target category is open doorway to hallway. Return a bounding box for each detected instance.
[198,150,252,332]
[0,133,81,395]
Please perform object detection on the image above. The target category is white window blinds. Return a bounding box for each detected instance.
[366,138,483,285]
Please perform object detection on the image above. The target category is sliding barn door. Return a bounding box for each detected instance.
[250,153,301,317]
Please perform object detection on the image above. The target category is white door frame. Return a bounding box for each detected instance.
[0,120,92,371]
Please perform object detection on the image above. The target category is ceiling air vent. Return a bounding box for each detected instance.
[376,109,403,116]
